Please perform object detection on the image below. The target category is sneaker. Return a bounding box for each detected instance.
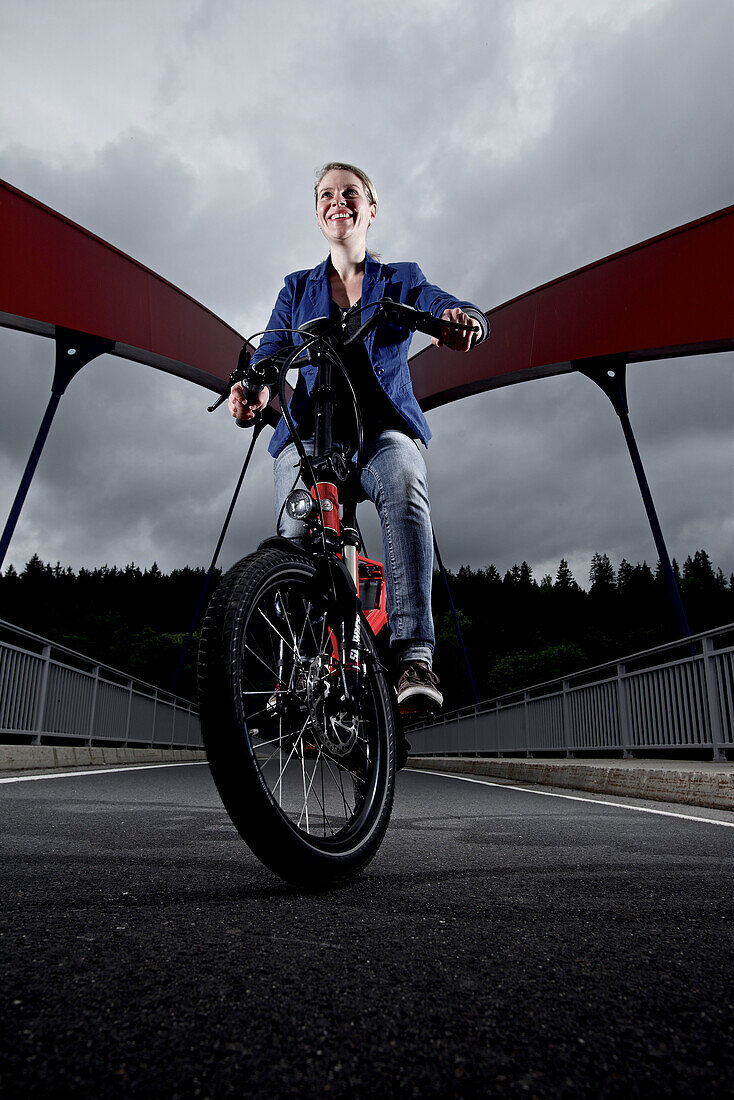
[395,661,443,712]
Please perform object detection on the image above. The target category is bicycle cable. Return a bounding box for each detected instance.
[275,324,367,577]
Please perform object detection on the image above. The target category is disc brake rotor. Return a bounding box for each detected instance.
[305,655,359,756]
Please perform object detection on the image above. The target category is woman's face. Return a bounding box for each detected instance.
[315,169,376,247]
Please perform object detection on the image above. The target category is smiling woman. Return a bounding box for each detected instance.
[227,161,488,713]
[314,161,380,262]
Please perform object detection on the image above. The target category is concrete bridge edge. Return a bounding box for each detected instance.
[2,745,732,813]
[407,756,734,813]
[0,745,206,774]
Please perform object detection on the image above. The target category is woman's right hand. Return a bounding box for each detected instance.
[228,382,270,424]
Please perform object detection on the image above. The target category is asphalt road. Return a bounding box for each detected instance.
[1,762,732,1099]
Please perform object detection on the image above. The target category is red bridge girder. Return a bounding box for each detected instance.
[410,202,734,410]
[0,178,247,392]
[3,178,731,645]
[2,177,732,407]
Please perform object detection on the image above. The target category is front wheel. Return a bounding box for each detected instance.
[197,547,396,887]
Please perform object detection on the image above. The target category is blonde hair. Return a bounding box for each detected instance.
[314,162,379,209]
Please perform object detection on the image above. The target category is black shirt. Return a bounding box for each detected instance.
[296,299,412,446]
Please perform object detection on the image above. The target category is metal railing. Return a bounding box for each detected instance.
[0,619,201,748]
[3,615,732,760]
[409,623,734,762]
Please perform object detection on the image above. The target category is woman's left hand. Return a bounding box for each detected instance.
[432,307,479,352]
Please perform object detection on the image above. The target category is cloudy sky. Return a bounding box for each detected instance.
[1,0,732,589]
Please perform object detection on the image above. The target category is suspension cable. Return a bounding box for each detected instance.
[431,525,480,705]
[170,417,265,694]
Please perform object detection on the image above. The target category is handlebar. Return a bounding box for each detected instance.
[343,298,487,348]
[207,345,274,428]
[208,297,489,427]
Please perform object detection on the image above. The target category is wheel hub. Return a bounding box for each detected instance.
[304,655,359,756]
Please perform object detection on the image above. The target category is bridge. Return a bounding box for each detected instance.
[1,176,732,760]
[2,180,733,1096]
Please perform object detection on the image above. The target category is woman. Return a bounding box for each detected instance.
[229,162,487,712]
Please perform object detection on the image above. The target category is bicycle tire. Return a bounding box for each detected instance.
[197,547,396,887]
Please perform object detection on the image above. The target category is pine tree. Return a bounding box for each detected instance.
[686,550,716,585]
[590,552,615,593]
[555,559,577,590]
[631,561,655,589]
[22,554,46,579]
[519,561,535,588]
[503,564,522,588]
[617,559,633,589]
[483,564,502,586]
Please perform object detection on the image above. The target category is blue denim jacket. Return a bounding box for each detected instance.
[253,254,486,458]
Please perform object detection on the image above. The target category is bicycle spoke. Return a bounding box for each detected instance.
[300,599,323,654]
[243,704,277,725]
[271,721,308,792]
[274,586,303,655]
[297,745,327,829]
[252,728,295,753]
[222,562,389,850]
[299,740,310,833]
[320,758,327,837]
[319,752,355,820]
[299,752,340,836]
[297,597,315,649]
[308,763,337,837]
[199,534,395,886]
[276,715,284,806]
[244,640,281,682]
[257,606,300,661]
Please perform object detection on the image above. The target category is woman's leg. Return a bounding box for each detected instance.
[273,440,315,538]
[358,431,434,666]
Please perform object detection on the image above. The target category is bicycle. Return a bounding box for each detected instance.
[197,299,485,887]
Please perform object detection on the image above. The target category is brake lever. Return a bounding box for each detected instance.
[207,345,253,413]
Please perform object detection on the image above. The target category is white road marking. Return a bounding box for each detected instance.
[410,768,734,828]
[0,761,208,784]
[4,761,731,830]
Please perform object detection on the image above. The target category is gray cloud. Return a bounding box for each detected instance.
[1,0,732,587]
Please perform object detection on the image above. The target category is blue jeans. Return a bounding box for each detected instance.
[273,431,434,666]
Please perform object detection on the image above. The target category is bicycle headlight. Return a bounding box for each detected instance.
[285,489,315,522]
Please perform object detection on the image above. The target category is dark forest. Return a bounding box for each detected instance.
[1,550,732,709]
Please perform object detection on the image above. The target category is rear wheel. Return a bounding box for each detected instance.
[197,547,395,887]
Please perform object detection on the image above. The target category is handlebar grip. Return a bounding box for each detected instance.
[416,311,481,341]
[341,298,488,348]
[414,310,445,340]
[404,305,479,341]
[244,384,264,405]
[236,380,269,427]
[428,310,488,345]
